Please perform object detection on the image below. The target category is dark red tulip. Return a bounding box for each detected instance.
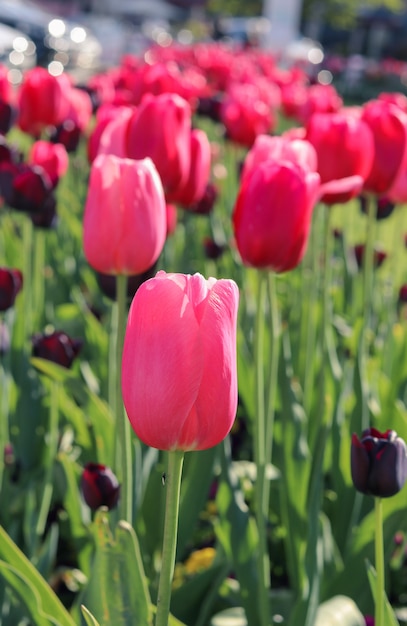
[189,182,218,215]
[32,331,82,368]
[351,428,407,497]
[0,101,17,135]
[399,284,407,304]
[96,263,157,302]
[50,120,82,153]
[353,244,387,270]
[203,237,225,260]
[7,164,56,216]
[359,194,395,220]
[0,267,23,311]
[80,463,120,511]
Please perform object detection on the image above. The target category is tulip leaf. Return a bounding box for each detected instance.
[79,509,153,626]
[365,560,399,626]
[0,525,76,626]
[81,605,101,626]
[30,357,77,383]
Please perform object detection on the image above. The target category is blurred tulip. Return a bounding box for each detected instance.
[9,164,56,216]
[83,154,167,275]
[305,111,374,204]
[0,101,16,135]
[0,267,23,311]
[126,93,191,200]
[189,182,218,215]
[220,85,274,147]
[361,99,407,195]
[50,120,82,153]
[203,237,225,260]
[353,244,387,270]
[122,271,239,451]
[359,195,395,220]
[296,83,343,125]
[32,330,82,368]
[171,129,211,208]
[28,141,69,188]
[96,263,157,301]
[17,68,69,137]
[351,428,407,497]
[80,463,120,510]
[232,160,320,272]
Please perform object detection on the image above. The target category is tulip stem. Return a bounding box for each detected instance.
[115,274,133,524]
[374,496,385,626]
[155,450,184,626]
[36,379,60,541]
[254,270,271,626]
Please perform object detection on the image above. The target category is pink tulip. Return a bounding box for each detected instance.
[83,154,167,275]
[361,99,407,195]
[126,93,191,200]
[220,84,275,147]
[170,128,211,208]
[233,160,320,272]
[17,68,69,136]
[122,271,239,451]
[28,140,69,188]
[241,134,318,183]
[305,111,374,204]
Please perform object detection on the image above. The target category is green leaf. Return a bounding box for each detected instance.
[81,605,101,626]
[80,510,152,626]
[0,525,76,626]
[366,560,399,626]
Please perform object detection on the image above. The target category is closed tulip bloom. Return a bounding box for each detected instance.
[83,154,167,275]
[0,267,23,311]
[32,330,82,368]
[361,99,407,195]
[351,428,407,497]
[17,68,69,137]
[28,141,69,188]
[171,128,211,208]
[220,85,274,148]
[126,93,191,200]
[81,463,120,511]
[233,160,320,272]
[305,112,374,204]
[122,271,239,451]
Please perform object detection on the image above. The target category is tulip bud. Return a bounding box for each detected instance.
[0,267,23,311]
[32,330,82,368]
[351,428,407,497]
[80,463,120,510]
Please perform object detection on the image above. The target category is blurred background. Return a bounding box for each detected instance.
[1,0,407,99]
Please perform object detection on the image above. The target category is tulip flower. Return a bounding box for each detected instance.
[351,428,407,497]
[125,93,192,201]
[189,182,218,215]
[359,195,395,221]
[28,141,69,189]
[32,330,82,368]
[232,160,320,272]
[80,463,120,511]
[353,244,387,270]
[122,271,239,451]
[220,84,275,147]
[17,68,70,137]
[361,99,407,195]
[83,154,167,275]
[305,111,374,204]
[0,267,23,312]
[171,128,211,208]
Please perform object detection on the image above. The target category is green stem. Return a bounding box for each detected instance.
[375,497,384,626]
[115,274,133,524]
[33,228,45,329]
[253,270,271,626]
[265,271,280,492]
[155,450,184,626]
[36,379,60,539]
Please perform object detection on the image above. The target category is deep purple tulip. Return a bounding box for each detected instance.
[203,237,225,260]
[353,244,387,270]
[359,194,395,220]
[0,267,23,311]
[50,120,82,153]
[12,164,54,214]
[351,428,407,497]
[32,330,82,368]
[96,262,157,302]
[0,100,17,135]
[189,182,218,215]
[80,463,120,510]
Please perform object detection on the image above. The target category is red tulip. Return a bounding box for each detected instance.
[28,141,69,188]
[125,93,191,200]
[233,160,320,272]
[81,463,120,511]
[17,68,69,137]
[32,330,82,368]
[122,271,239,451]
[241,134,318,183]
[170,128,211,208]
[83,154,167,275]
[220,84,274,147]
[0,267,23,311]
[361,99,407,195]
[305,111,374,204]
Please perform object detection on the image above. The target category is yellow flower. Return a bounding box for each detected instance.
[184,547,216,575]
